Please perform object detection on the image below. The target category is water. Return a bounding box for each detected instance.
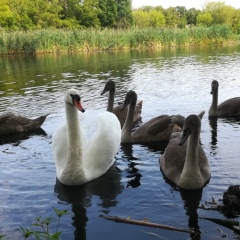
[0,45,240,239]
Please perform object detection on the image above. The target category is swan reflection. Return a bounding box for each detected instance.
[121,143,142,188]
[0,128,47,145]
[180,188,203,233]
[161,176,203,239]
[208,117,218,154]
[54,163,124,239]
[208,116,240,156]
[121,141,167,188]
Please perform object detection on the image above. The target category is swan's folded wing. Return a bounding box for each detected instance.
[146,115,171,135]
[171,115,185,128]
[52,124,68,172]
[0,113,32,132]
[218,97,240,117]
[83,112,121,181]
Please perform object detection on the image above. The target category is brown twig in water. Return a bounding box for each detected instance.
[100,215,198,235]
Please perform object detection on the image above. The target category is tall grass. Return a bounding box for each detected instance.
[0,25,237,55]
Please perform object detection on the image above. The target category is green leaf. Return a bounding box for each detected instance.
[18,227,34,238]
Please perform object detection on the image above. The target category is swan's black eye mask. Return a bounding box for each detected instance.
[70,94,85,112]
[70,94,81,103]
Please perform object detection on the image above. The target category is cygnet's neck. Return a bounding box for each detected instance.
[209,89,219,116]
[107,89,115,112]
[185,129,200,167]
[178,128,203,189]
[121,101,136,142]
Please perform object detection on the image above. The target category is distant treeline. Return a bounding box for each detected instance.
[0,0,240,32]
[0,0,239,54]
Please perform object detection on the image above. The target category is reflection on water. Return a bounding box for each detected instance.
[54,181,89,240]
[121,142,168,189]
[1,45,240,239]
[162,174,204,239]
[208,117,218,155]
[54,166,124,239]
[208,116,240,157]
[0,128,47,145]
[180,189,203,239]
[54,164,124,239]
[121,143,142,188]
[160,173,204,239]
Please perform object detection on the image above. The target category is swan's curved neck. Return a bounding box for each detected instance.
[185,130,200,166]
[178,128,203,189]
[65,102,84,170]
[209,88,218,116]
[107,89,115,112]
[121,101,136,141]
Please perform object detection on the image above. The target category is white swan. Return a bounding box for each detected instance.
[160,114,211,190]
[209,80,240,117]
[52,89,121,186]
[101,79,142,128]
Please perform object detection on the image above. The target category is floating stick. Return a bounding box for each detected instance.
[101,215,198,235]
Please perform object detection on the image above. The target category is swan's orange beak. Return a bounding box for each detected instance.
[74,100,85,113]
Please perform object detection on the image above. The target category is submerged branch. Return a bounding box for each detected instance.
[100,215,198,235]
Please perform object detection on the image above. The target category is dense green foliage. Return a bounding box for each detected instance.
[134,2,240,33]
[0,0,133,29]
[0,0,239,32]
[0,25,236,55]
[0,1,239,54]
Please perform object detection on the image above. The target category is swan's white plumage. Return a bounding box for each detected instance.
[52,89,121,186]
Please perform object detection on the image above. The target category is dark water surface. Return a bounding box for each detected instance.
[0,45,240,239]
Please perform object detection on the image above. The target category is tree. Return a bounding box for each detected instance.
[28,0,63,28]
[58,0,77,19]
[176,6,187,28]
[0,0,14,28]
[197,12,213,26]
[73,0,100,28]
[132,10,149,27]
[148,10,165,27]
[232,9,240,34]
[138,6,155,12]
[176,6,186,17]
[164,7,179,28]
[7,0,64,29]
[116,0,133,28]
[133,9,165,27]
[185,8,200,25]
[203,1,236,26]
[98,0,117,28]
[155,6,164,12]
[7,0,36,29]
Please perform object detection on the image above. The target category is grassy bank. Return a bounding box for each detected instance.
[0,25,237,55]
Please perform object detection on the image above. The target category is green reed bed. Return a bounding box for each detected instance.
[0,25,237,55]
[188,25,236,45]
